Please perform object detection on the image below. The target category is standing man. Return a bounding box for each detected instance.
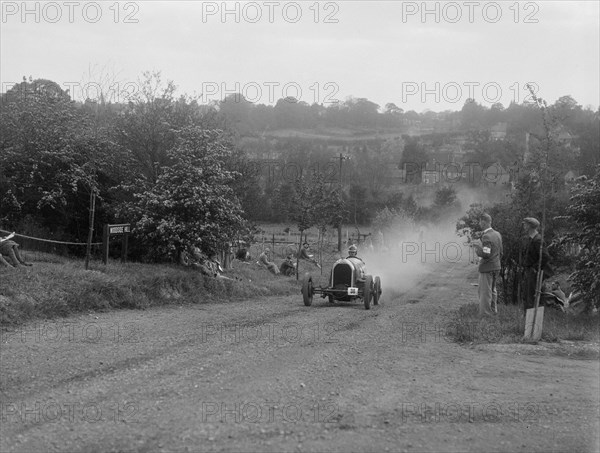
[470,214,503,316]
[521,217,552,313]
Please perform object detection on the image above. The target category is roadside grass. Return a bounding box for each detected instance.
[449,303,600,344]
[0,258,299,327]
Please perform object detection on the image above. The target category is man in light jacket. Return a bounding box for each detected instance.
[470,214,503,316]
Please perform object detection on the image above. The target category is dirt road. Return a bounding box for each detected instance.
[1,257,598,452]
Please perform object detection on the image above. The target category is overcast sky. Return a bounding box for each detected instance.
[1,1,599,112]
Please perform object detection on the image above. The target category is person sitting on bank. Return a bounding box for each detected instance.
[236,247,250,261]
[0,232,32,267]
[258,248,280,275]
[299,242,321,268]
[279,254,296,276]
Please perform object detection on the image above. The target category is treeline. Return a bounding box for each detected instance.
[1,73,598,262]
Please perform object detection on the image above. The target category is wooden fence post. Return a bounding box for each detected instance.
[102,224,109,265]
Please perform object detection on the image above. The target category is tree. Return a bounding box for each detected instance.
[116,71,181,184]
[563,167,600,311]
[460,98,486,130]
[434,186,458,208]
[0,78,115,239]
[290,173,343,277]
[399,137,428,184]
[127,126,246,261]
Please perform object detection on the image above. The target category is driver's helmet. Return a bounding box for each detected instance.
[348,245,358,257]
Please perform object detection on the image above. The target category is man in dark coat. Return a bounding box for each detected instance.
[279,255,296,276]
[470,214,503,316]
[521,217,552,313]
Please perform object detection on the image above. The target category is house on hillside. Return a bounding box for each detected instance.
[490,122,507,140]
[437,143,466,162]
[556,128,576,149]
[564,169,579,184]
[420,162,441,185]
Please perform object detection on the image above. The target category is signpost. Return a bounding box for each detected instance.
[102,224,130,264]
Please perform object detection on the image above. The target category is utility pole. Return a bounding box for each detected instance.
[337,153,349,252]
[85,188,96,270]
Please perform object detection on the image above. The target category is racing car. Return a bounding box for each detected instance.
[301,247,382,310]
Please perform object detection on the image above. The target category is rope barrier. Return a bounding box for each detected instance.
[0,229,102,246]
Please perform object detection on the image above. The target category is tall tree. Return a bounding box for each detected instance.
[126,126,246,261]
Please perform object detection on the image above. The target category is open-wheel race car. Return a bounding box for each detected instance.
[301,255,382,310]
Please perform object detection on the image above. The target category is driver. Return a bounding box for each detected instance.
[346,245,366,279]
[346,244,363,261]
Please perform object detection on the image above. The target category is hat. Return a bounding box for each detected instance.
[522,217,540,228]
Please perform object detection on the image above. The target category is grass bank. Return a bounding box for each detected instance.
[0,257,299,327]
[448,303,600,346]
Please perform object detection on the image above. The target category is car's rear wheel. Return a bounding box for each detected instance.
[374,276,382,305]
[302,274,314,306]
[364,275,373,310]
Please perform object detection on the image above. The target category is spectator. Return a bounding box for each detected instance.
[279,254,296,276]
[521,217,553,313]
[207,253,236,281]
[299,242,321,268]
[0,232,32,267]
[236,248,250,261]
[470,214,503,316]
[259,248,280,275]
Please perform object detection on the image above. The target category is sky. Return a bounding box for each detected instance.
[1,1,599,112]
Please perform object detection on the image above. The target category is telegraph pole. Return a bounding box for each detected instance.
[337,153,349,252]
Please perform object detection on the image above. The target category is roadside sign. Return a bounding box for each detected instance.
[108,224,131,235]
[102,224,131,264]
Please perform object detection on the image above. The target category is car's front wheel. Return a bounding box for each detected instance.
[302,274,314,306]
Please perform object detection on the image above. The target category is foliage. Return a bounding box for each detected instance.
[419,186,461,224]
[0,78,117,238]
[456,203,487,240]
[124,127,247,261]
[372,206,415,244]
[1,74,598,270]
[562,167,600,310]
[290,172,343,234]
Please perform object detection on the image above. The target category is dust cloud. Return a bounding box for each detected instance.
[363,219,473,298]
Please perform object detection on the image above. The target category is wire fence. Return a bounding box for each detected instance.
[0,229,103,264]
